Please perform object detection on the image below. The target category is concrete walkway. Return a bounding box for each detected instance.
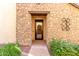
[28,40,50,56]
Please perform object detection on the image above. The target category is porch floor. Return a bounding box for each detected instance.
[28,40,50,56]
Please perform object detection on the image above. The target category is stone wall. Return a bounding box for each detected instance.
[16,4,32,46]
[16,3,79,46]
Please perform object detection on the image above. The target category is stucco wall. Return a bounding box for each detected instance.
[0,3,16,44]
[16,3,79,46]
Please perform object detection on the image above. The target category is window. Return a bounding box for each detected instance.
[61,18,70,31]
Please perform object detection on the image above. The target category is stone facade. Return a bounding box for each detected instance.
[16,3,79,46]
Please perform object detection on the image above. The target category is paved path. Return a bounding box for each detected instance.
[28,40,50,56]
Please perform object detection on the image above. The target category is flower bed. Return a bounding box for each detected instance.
[49,38,79,56]
[0,43,21,56]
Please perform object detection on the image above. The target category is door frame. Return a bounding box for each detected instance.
[31,14,47,40]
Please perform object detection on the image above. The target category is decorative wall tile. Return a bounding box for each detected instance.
[61,18,70,31]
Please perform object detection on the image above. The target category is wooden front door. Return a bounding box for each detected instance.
[35,20,43,40]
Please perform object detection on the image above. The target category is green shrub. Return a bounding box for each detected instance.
[0,43,21,56]
[49,38,79,56]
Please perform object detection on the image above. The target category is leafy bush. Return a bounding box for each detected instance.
[49,38,79,56]
[0,43,21,56]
